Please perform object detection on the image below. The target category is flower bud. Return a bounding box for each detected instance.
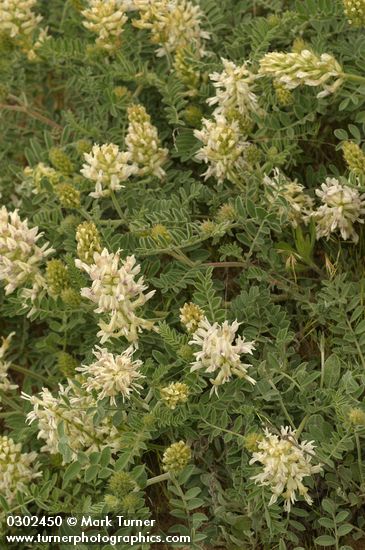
[55,183,81,208]
[76,221,102,263]
[57,351,78,377]
[179,303,204,333]
[348,407,365,426]
[108,471,136,499]
[49,147,75,175]
[46,259,69,295]
[160,382,189,409]
[342,141,365,175]
[162,441,191,474]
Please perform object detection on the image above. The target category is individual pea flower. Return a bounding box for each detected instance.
[0,206,54,295]
[250,426,322,512]
[189,317,256,396]
[263,168,313,228]
[0,332,17,392]
[0,435,41,504]
[24,162,60,193]
[76,221,102,264]
[46,259,70,296]
[311,177,365,242]
[160,382,189,409]
[258,49,343,98]
[81,0,129,51]
[81,143,137,198]
[342,141,365,175]
[133,0,209,58]
[55,183,81,208]
[75,248,156,343]
[125,104,168,179]
[22,379,122,463]
[342,0,365,26]
[162,441,191,474]
[77,346,144,405]
[180,302,204,333]
[194,115,249,184]
[207,58,260,119]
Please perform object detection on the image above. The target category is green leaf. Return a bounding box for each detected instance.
[63,462,82,488]
[314,535,337,546]
[336,523,353,537]
[84,465,100,483]
[322,498,336,515]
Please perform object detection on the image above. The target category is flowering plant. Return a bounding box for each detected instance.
[1,0,365,548]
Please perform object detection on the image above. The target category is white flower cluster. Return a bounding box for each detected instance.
[75,248,155,343]
[77,346,144,405]
[263,169,313,228]
[125,104,169,179]
[22,380,121,463]
[194,58,261,184]
[311,178,365,242]
[189,317,256,395]
[250,426,322,512]
[194,116,249,184]
[259,49,343,98]
[81,143,137,198]
[82,0,130,51]
[0,332,17,393]
[0,206,53,295]
[133,0,209,57]
[0,0,48,61]
[0,0,42,39]
[81,105,166,195]
[207,58,260,120]
[0,435,41,503]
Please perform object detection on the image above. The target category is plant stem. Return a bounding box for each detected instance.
[343,73,365,85]
[355,432,364,486]
[145,472,170,487]
[10,363,51,384]
[268,380,296,429]
[0,393,22,412]
[1,95,62,130]
[296,414,310,438]
[110,191,127,222]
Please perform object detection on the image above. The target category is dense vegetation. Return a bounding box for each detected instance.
[1,1,365,548]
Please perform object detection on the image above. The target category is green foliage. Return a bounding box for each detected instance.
[1,0,365,549]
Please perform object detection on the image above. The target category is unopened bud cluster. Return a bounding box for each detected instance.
[342,0,365,26]
[162,441,191,474]
[180,302,204,333]
[342,141,365,175]
[76,221,102,263]
[160,382,189,409]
